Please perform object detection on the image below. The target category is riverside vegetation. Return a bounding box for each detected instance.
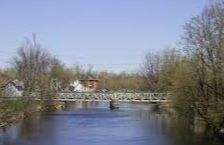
[0,0,224,141]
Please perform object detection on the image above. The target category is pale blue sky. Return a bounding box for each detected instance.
[0,0,208,72]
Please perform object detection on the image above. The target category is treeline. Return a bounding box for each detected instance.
[140,0,224,138]
[98,71,147,91]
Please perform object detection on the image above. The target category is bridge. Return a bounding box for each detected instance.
[57,92,170,103]
[0,92,171,109]
[0,92,170,102]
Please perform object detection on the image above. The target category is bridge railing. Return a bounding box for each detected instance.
[0,92,171,101]
[56,92,170,101]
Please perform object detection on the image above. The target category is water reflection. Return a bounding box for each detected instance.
[0,102,222,145]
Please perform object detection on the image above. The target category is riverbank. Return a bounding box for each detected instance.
[0,112,25,128]
[0,100,64,129]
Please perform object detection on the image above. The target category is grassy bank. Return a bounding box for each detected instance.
[0,99,24,127]
[0,99,62,128]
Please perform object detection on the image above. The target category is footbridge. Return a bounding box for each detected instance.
[57,92,170,103]
[0,92,170,102]
[0,92,171,109]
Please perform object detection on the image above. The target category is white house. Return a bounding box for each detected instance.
[69,80,90,92]
[0,80,24,97]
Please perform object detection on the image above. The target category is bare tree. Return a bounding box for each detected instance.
[13,35,52,97]
[141,51,161,92]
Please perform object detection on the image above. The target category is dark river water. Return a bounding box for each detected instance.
[0,102,223,145]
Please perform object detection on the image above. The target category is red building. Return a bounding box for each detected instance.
[79,79,99,92]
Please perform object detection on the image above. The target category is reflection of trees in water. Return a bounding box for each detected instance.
[18,115,42,139]
[65,101,100,110]
[133,107,170,135]
[132,104,222,145]
[0,124,21,145]
[18,114,58,144]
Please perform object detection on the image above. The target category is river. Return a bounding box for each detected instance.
[0,102,222,145]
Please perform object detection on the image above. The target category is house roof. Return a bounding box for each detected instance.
[12,80,24,87]
[0,79,24,88]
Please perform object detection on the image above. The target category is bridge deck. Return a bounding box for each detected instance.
[0,92,170,103]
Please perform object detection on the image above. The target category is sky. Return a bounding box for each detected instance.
[0,0,209,72]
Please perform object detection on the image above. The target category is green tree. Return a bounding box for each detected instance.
[159,48,182,91]
[176,0,224,135]
[50,58,74,90]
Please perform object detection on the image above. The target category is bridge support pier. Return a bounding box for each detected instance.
[110,99,119,110]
